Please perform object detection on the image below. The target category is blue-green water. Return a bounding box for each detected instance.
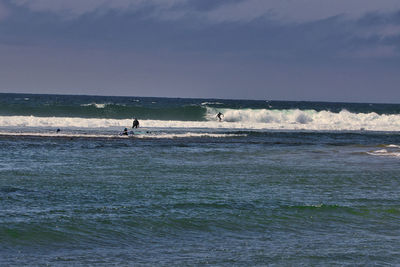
[1,93,400,265]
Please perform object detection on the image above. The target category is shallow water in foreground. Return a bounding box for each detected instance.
[1,131,400,266]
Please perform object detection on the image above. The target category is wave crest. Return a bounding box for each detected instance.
[204,107,400,131]
[1,107,400,132]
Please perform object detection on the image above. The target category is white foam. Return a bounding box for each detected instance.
[204,108,400,131]
[372,149,388,153]
[0,115,132,128]
[81,102,127,108]
[81,103,107,108]
[134,132,246,139]
[0,131,114,138]
[367,145,400,158]
[386,144,400,148]
[367,149,400,158]
[1,107,400,132]
[0,131,245,139]
[201,102,224,106]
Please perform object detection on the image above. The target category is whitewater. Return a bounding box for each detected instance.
[1,108,399,132]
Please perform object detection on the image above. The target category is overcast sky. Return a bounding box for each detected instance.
[0,0,400,102]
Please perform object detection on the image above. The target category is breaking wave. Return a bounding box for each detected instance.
[204,107,400,131]
[1,107,400,132]
[80,103,114,109]
[367,146,400,158]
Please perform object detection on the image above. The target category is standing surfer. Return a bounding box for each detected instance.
[216,112,223,122]
[132,118,139,128]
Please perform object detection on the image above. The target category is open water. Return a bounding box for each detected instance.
[1,93,400,265]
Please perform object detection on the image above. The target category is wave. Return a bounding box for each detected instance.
[80,103,117,109]
[201,102,224,106]
[3,94,400,122]
[0,131,246,139]
[205,107,400,131]
[385,144,400,148]
[133,132,247,139]
[367,148,400,158]
[0,102,207,120]
[1,107,400,132]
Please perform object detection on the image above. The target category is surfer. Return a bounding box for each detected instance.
[132,118,139,128]
[56,128,61,133]
[216,112,223,122]
[122,128,128,135]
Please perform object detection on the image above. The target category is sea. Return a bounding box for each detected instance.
[1,93,400,266]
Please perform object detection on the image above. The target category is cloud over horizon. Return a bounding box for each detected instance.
[7,0,400,23]
[10,0,185,17]
[205,0,400,23]
[0,0,400,102]
[0,1,9,19]
[5,0,400,56]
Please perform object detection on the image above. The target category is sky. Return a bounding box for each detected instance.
[0,0,400,103]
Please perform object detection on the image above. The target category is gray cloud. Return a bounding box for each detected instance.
[2,0,400,58]
[11,0,187,19]
[0,1,9,19]
[9,0,400,23]
[2,1,400,61]
[205,0,400,23]
[7,0,400,47]
[1,0,400,101]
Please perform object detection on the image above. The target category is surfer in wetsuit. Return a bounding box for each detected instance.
[132,118,139,128]
[122,128,128,135]
[216,112,223,122]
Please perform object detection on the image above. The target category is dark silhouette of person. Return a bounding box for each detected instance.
[132,118,139,128]
[122,128,128,135]
[56,128,61,133]
[216,112,223,122]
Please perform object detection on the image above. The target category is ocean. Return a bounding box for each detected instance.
[1,93,400,266]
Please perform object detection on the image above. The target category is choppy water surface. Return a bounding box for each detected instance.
[1,94,400,265]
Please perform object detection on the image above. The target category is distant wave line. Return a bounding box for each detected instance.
[0,131,246,139]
